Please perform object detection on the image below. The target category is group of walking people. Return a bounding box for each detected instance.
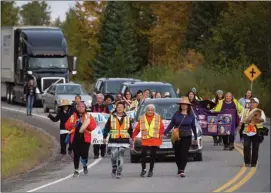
[187,88,268,168]
[44,85,267,179]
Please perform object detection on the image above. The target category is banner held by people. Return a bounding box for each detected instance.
[90,112,110,144]
[194,108,237,136]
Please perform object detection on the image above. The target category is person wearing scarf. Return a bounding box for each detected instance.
[65,102,96,177]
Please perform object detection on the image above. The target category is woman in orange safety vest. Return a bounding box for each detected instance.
[133,104,164,177]
[103,102,133,179]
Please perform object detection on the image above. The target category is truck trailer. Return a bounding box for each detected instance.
[1,26,77,105]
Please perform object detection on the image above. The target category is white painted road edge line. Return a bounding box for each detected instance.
[1,106,48,119]
[27,158,103,192]
[2,106,103,192]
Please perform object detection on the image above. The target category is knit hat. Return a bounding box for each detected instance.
[216,90,223,95]
[191,87,197,93]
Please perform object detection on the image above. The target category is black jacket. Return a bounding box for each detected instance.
[24,85,36,98]
[103,113,133,144]
[48,108,73,130]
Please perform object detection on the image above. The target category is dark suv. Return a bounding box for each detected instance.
[120,81,178,98]
[91,78,140,105]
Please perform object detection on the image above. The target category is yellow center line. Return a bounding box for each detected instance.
[225,167,257,192]
[213,145,247,192]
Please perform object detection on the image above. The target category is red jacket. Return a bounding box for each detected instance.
[65,112,97,143]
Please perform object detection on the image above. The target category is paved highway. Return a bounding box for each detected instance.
[1,101,270,192]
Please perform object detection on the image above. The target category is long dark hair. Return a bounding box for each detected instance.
[178,104,192,115]
[215,94,224,104]
[186,91,197,104]
[245,90,253,99]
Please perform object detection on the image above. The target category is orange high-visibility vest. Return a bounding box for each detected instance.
[110,115,130,139]
[140,114,161,139]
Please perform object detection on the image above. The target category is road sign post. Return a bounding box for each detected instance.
[244,64,262,91]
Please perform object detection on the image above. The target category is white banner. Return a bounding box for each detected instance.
[90,112,110,144]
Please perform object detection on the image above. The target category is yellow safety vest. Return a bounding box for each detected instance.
[110,115,130,139]
[140,114,161,139]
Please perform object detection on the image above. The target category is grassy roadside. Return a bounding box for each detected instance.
[1,118,54,179]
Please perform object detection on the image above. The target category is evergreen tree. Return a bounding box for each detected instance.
[93,1,140,78]
[183,2,227,51]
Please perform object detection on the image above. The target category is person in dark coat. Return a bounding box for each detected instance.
[23,79,36,116]
[48,99,73,161]
[91,93,110,159]
[71,95,82,114]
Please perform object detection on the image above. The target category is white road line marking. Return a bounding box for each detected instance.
[2,106,103,192]
[1,106,48,119]
[27,158,103,192]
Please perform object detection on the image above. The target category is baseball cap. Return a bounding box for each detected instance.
[251,97,259,104]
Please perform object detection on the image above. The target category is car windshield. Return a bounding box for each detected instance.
[56,85,87,95]
[129,85,177,98]
[105,80,133,94]
[136,102,179,121]
[28,57,68,69]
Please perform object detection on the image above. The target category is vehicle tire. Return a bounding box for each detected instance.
[130,154,140,163]
[10,86,15,104]
[54,102,59,114]
[6,85,11,104]
[194,152,203,161]
[43,102,49,113]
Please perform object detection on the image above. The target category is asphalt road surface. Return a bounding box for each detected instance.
[1,101,270,192]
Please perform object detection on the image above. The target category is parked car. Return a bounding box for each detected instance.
[120,81,178,98]
[42,83,92,113]
[91,78,140,105]
[130,98,203,163]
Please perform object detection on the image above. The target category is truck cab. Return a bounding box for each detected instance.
[1,26,77,105]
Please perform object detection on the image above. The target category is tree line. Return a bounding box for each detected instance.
[2,1,271,85]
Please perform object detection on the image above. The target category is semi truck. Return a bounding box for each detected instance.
[1,26,77,105]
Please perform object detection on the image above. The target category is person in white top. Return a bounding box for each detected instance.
[239,97,266,167]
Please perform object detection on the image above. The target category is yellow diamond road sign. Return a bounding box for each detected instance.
[244,64,262,81]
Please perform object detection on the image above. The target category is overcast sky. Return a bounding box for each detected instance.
[15,1,77,22]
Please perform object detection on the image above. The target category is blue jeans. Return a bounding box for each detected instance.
[27,95,34,114]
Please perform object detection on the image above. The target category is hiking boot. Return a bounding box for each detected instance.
[116,172,121,179]
[73,170,79,177]
[111,168,117,177]
[147,171,153,177]
[140,169,147,177]
[83,166,88,174]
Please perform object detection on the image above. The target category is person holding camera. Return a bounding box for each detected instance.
[240,97,268,167]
